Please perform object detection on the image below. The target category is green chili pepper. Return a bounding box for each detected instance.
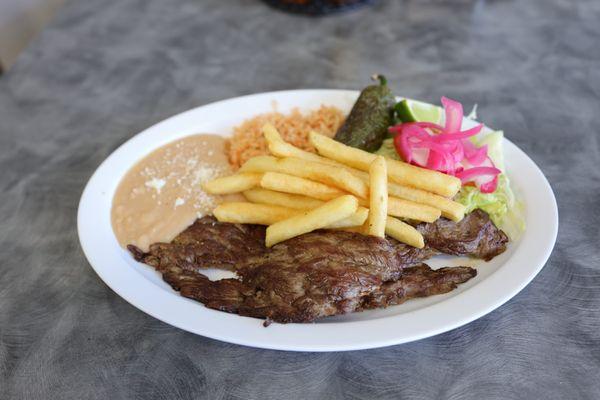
[334,75,395,152]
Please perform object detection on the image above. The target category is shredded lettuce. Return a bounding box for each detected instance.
[375,131,524,239]
[466,104,478,120]
[477,130,504,170]
[455,174,524,239]
[456,130,525,239]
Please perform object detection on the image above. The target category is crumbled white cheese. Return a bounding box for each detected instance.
[145,177,166,193]
[174,197,185,208]
[192,165,220,186]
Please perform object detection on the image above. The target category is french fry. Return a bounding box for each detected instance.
[214,201,366,229]
[352,171,464,221]
[385,216,425,248]
[386,158,461,198]
[260,172,346,201]
[243,173,439,223]
[309,131,461,197]
[213,202,299,225]
[275,157,368,198]
[241,128,369,198]
[309,130,372,170]
[387,196,441,223]
[368,156,387,238]
[327,207,369,229]
[202,172,262,194]
[243,188,324,210]
[265,195,358,247]
[263,125,373,181]
[386,182,465,221]
[252,127,371,192]
[354,195,440,223]
[239,133,462,219]
[240,154,367,198]
[263,124,325,163]
[347,168,370,181]
[238,155,279,173]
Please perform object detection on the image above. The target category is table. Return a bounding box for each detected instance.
[1,0,598,398]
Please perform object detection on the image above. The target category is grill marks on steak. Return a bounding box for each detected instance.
[360,265,477,310]
[417,209,508,261]
[129,218,265,272]
[129,211,508,323]
[231,232,406,322]
[168,263,476,323]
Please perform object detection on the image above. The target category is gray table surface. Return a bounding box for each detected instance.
[1,0,599,399]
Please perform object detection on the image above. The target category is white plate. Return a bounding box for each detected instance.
[78,90,558,352]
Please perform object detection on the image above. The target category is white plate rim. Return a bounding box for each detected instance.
[77,89,558,352]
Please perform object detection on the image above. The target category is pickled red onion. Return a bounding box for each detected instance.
[434,124,483,141]
[463,140,488,166]
[391,97,501,193]
[441,96,463,133]
[389,121,444,134]
[455,166,501,183]
[479,176,499,193]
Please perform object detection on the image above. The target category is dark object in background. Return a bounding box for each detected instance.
[334,74,395,152]
[262,0,377,16]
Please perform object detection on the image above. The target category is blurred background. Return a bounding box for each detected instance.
[0,0,371,72]
[0,0,66,72]
[0,0,381,72]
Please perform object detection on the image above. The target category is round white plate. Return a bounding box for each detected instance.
[78,90,558,352]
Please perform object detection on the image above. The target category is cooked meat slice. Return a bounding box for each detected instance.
[360,264,477,310]
[157,235,385,322]
[234,231,407,322]
[129,216,266,272]
[417,209,508,261]
[129,210,504,323]
[130,210,506,278]
[164,270,250,314]
[164,261,476,323]
[136,228,413,322]
[129,217,434,276]
[242,230,407,282]
[389,241,438,266]
[136,227,479,323]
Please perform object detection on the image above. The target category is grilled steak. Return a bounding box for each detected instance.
[129,211,507,323]
[417,209,508,261]
[128,217,265,272]
[165,262,476,323]
[360,265,477,310]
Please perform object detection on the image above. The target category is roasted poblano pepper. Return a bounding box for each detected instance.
[334,75,395,152]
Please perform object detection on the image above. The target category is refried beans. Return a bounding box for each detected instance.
[111,134,243,251]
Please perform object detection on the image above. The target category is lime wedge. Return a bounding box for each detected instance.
[395,99,443,123]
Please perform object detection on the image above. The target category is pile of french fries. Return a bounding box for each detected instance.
[202,124,466,248]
